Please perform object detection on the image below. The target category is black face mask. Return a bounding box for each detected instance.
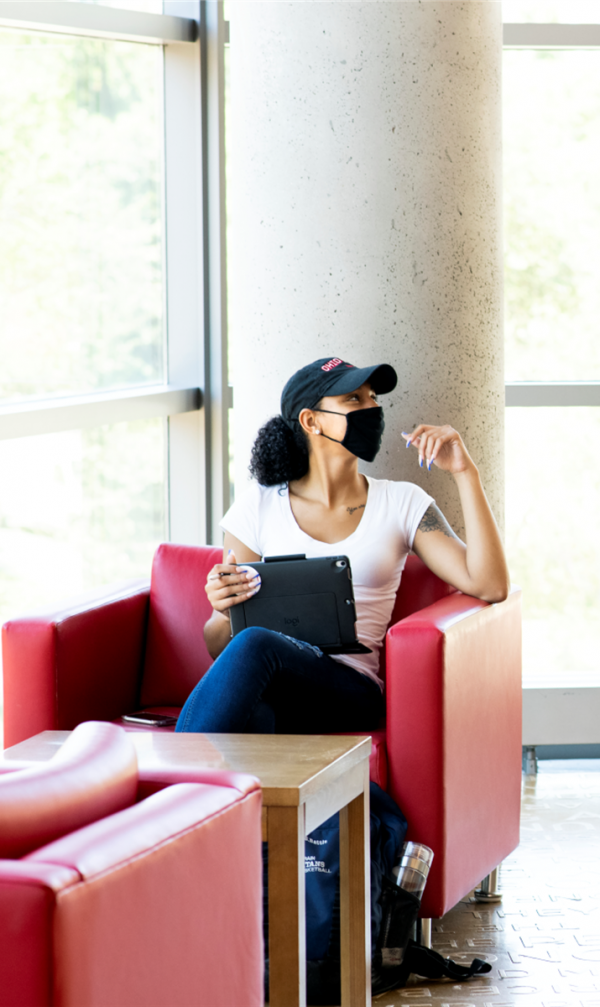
[314,406,385,463]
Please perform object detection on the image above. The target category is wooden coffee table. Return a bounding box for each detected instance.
[2,731,372,1007]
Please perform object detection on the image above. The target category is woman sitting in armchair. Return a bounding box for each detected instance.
[176,357,509,735]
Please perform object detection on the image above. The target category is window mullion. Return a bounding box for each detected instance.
[0,386,201,441]
[163,1,207,545]
[506,383,600,407]
[504,23,600,48]
[0,1,197,45]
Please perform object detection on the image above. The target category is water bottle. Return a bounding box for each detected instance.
[392,841,434,899]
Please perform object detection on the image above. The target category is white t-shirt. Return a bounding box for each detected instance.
[220,477,434,690]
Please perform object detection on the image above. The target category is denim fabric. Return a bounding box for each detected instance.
[175,626,384,734]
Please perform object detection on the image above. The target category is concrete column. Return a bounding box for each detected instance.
[227,0,503,536]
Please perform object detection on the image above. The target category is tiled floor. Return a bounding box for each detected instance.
[376,761,600,1007]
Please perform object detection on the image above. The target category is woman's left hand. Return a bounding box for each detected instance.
[401,424,474,476]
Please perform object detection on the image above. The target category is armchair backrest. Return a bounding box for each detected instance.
[0,722,137,858]
[379,555,458,677]
[139,547,458,702]
[390,554,458,623]
[140,544,222,707]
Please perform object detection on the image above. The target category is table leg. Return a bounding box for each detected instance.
[267,804,306,1007]
[339,765,371,1007]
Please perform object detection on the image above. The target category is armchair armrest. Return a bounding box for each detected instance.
[2,580,150,748]
[385,588,522,917]
[0,861,80,1006]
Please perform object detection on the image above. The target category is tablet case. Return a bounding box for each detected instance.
[229,554,371,655]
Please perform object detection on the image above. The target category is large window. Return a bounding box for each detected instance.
[0,1,229,741]
[503,15,600,691]
[0,419,166,615]
[0,29,165,399]
[504,48,600,382]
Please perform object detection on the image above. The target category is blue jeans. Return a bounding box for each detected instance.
[175,627,384,734]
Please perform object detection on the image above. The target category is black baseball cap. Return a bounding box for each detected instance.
[281,357,397,425]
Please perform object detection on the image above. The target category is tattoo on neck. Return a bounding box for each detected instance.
[346,504,366,516]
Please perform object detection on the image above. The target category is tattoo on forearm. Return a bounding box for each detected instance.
[418,504,460,540]
[347,504,366,515]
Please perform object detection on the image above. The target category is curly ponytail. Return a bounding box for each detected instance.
[249,416,309,486]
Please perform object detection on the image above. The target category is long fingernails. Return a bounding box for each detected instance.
[419,456,423,468]
[427,458,432,471]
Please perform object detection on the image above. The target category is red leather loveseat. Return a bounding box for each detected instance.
[0,720,263,1007]
[3,543,522,921]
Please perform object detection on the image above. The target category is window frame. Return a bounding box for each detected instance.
[503,21,600,747]
[0,0,229,546]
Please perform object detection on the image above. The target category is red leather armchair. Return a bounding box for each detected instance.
[3,543,522,920]
[0,721,263,1007]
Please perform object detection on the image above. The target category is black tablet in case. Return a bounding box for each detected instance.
[229,554,371,655]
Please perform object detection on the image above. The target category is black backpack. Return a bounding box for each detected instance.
[264,782,491,1003]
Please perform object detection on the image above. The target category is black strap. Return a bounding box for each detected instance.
[403,940,492,980]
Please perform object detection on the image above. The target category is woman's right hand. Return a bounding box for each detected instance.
[205,549,261,616]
